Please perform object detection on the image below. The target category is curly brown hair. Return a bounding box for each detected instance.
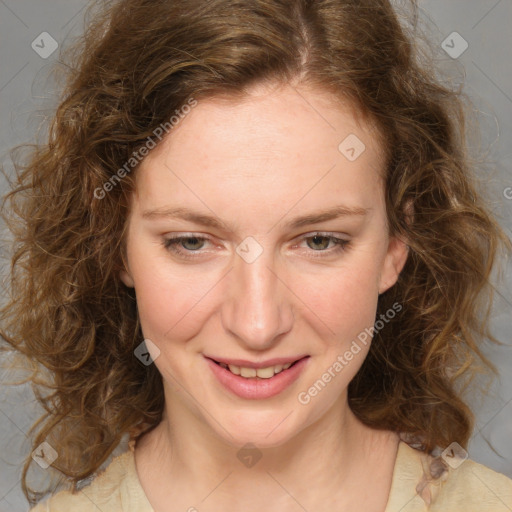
[1,0,510,506]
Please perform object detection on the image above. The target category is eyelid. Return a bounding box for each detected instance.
[165,233,216,244]
[291,230,350,245]
[163,231,350,245]
[162,231,351,260]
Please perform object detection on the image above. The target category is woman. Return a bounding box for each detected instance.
[1,0,511,510]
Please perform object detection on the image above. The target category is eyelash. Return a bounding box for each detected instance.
[162,232,350,260]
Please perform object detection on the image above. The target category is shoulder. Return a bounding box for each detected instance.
[29,450,154,512]
[386,441,512,511]
[432,455,512,510]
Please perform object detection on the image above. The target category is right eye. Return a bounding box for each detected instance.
[162,235,213,259]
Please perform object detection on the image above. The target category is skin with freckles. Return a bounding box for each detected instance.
[119,82,409,512]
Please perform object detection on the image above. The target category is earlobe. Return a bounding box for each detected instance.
[119,249,135,288]
[119,269,135,288]
[378,236,409,295]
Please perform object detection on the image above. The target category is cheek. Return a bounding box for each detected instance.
[295,257,383,345]
[132,268,213,389]
[134,271,210,341]
[127,240,213,341]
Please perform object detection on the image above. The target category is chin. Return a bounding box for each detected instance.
[209,409,303,450]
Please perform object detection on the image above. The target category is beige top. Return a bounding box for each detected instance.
[30,440,512,511]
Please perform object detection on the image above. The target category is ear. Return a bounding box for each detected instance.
[378,200,413,294]
[378,235,409,294]
[119,252,135,288]
[119,268,135,288]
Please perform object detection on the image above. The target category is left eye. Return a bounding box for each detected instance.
[302,234,348,251]
[162,232,350,259]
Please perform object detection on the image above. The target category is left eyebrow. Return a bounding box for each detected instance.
[286,205,371,229]
[141,204,371,231]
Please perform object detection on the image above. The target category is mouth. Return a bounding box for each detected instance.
[206,354,310,399]
[208,356,308,380]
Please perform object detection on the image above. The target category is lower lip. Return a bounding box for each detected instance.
[206,356,310,400]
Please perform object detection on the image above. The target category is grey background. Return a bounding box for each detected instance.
[0,1,511,510]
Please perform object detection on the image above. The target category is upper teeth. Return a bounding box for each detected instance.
[218,362,293,379]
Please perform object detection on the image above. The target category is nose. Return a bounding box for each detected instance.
[221,244,294,351]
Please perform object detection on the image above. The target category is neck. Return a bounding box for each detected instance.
[134,390,400,511]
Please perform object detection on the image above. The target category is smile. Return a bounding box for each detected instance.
[206,356,310,400]
[214,360,295,379]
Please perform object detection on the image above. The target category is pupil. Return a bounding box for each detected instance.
[311,235,328,250]
[183,237,202,250]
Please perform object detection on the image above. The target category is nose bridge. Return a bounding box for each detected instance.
[223,244,293,349]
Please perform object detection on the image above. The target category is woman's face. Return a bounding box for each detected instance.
[120,82,408,448]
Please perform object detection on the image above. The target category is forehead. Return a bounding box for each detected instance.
[149,82,383,164]
[133,83,386,216]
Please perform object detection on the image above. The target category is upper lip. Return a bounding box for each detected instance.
[205,355,309,369]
